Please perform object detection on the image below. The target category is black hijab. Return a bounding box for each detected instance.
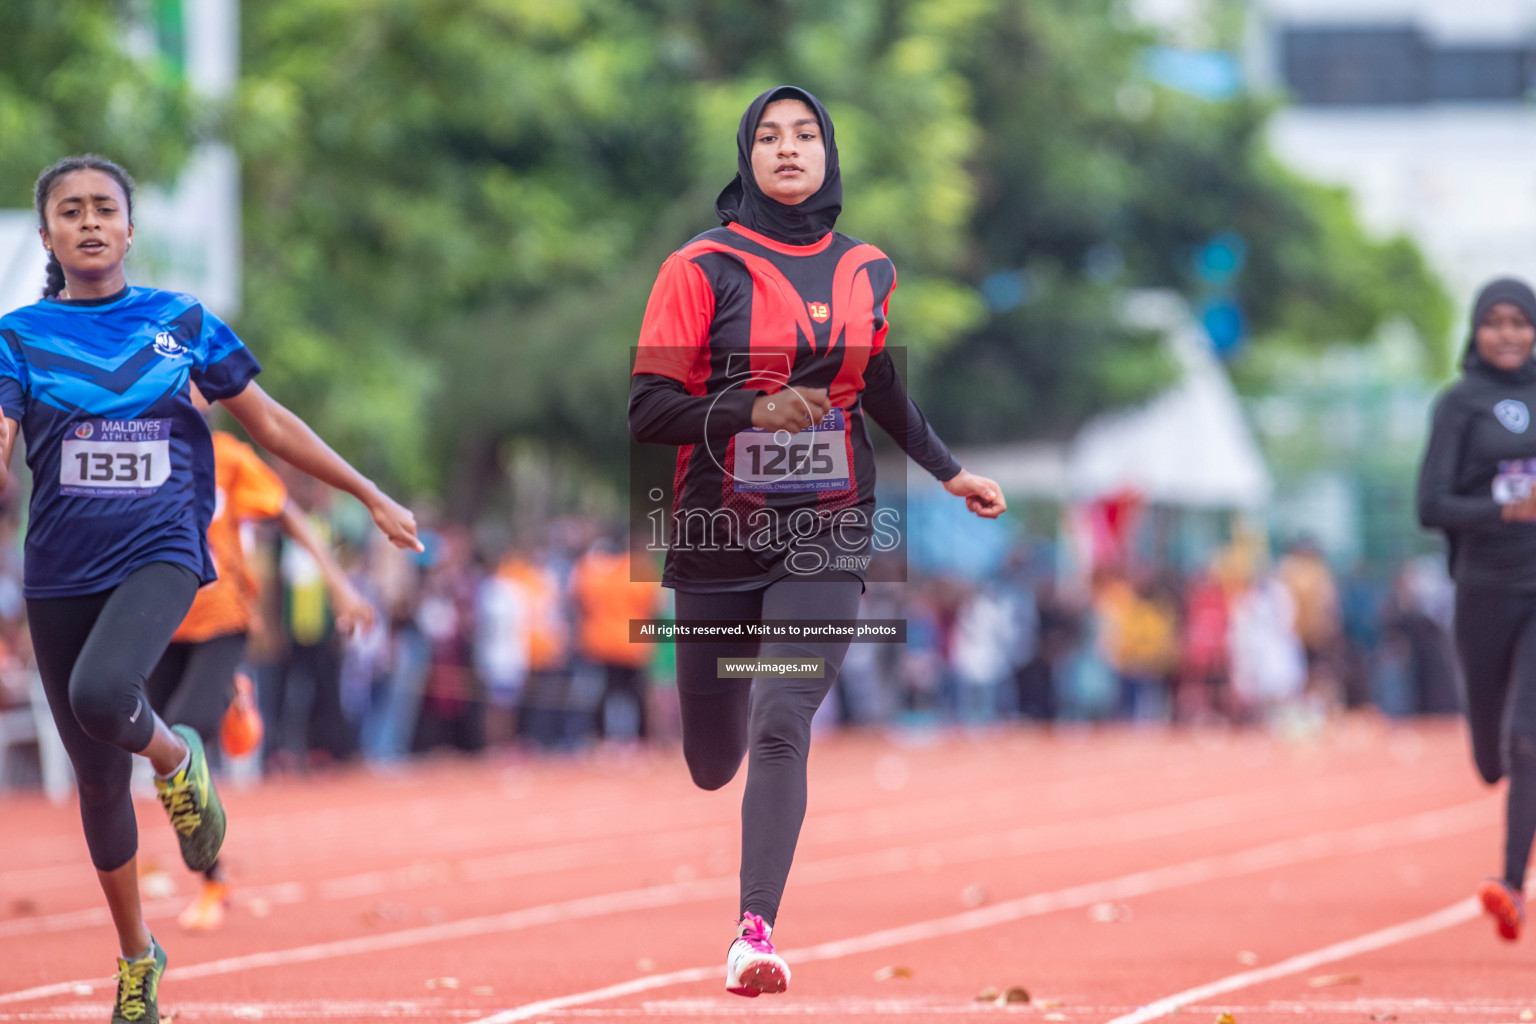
[1463,277,1536,379]
[715,86,842,246]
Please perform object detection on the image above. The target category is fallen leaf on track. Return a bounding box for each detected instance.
[1214,1013,1237,1024]
[362,902,408,927]
[426,977,460,990]
[1522,1011,1533,1022]
[873,965,914,981]
[9,898,38,916]
[961,884,989,908]
[1370,1014,1397,1021]
[1307,973,1361,988]
[1088,901,1133,923]
[1002,986,1030,1004]
[975,988,999,1002]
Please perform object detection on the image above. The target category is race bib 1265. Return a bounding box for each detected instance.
[731,408,851,492]
[60,419,172,498]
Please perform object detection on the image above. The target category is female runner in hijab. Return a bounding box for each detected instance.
[1419,277,1536,942]
[630,86,1005,996]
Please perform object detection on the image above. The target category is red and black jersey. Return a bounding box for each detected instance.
[631,222,958,592]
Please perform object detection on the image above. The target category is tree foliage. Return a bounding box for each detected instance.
[0,2,192,206]
[924,0,1451,442]
[1,0,1452,507]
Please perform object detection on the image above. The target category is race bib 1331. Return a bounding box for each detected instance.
[60,419,172,498]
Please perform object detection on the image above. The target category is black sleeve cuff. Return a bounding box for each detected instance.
[194,348,262,401]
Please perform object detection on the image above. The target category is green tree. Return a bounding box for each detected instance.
[237,0,988,509]
[234,0,1449,507]
[0,2,192,207]
[2,0,1453,513]
[926,0,1451,443]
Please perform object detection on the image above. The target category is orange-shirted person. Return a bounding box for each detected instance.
[498,552,570,744]
[145,412,373,931]
[571,541,663,740]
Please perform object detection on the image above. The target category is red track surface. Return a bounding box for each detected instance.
[1,717,1529,1023]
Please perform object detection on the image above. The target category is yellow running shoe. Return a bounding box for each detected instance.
[111,936,166,1023]
[154,725,226,873]
[177,879,228,932]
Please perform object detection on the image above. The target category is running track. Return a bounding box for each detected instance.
[0,718,1529,1023]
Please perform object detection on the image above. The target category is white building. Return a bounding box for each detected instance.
[1138,0,1536,308]
[1252,0,1536,306]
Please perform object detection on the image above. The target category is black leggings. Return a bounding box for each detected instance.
[674,573,862,927]
[1455,585,1536,889]
[28,562,201,871]
[146,633,248,747]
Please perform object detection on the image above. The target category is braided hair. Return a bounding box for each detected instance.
[33,155,136,299]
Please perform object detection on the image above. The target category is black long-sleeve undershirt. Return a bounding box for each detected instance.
[628,372,756,447]
[628,352,960,482]
[858,351,961,482]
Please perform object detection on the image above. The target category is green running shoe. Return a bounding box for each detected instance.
[154,725,226,872]
[111,936,166,1023]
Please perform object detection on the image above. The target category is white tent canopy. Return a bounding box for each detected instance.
[1067,294,1271,509]
[949,292,1272,510]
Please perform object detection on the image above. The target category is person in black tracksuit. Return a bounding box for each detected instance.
[1418,276,1536,942]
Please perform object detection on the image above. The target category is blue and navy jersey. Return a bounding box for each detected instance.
[0,286,261,598]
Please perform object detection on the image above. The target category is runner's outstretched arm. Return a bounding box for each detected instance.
[217,382,423,552]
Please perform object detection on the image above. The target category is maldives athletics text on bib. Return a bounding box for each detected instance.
[732,408,851,492]
[60,419,172,498]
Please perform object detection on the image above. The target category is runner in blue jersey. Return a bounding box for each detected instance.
[0,155,422,1024]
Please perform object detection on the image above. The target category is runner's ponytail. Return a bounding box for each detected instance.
[42,254,66,300]
[32,155,136,300]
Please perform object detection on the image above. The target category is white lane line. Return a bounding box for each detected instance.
[0,751,1141,901]
[0,795,1493,1009]
[0,999,491,1021]
[0,769,1370,940]
[0,876,734,1007]
[461,800,1493,1024]
[0,740,1229,902]
[0,784,1261,1002]
[1100,898,1481,1024]
[0,1000,483,1021]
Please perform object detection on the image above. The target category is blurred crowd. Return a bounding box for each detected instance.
[889,538,1463,732]
[0,490,1465,787]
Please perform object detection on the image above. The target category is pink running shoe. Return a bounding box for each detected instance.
[725,913,790,997]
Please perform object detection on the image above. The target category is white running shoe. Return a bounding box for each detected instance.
[725,912,790,997]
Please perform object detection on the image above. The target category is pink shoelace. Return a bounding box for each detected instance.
[736,913,775,954]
